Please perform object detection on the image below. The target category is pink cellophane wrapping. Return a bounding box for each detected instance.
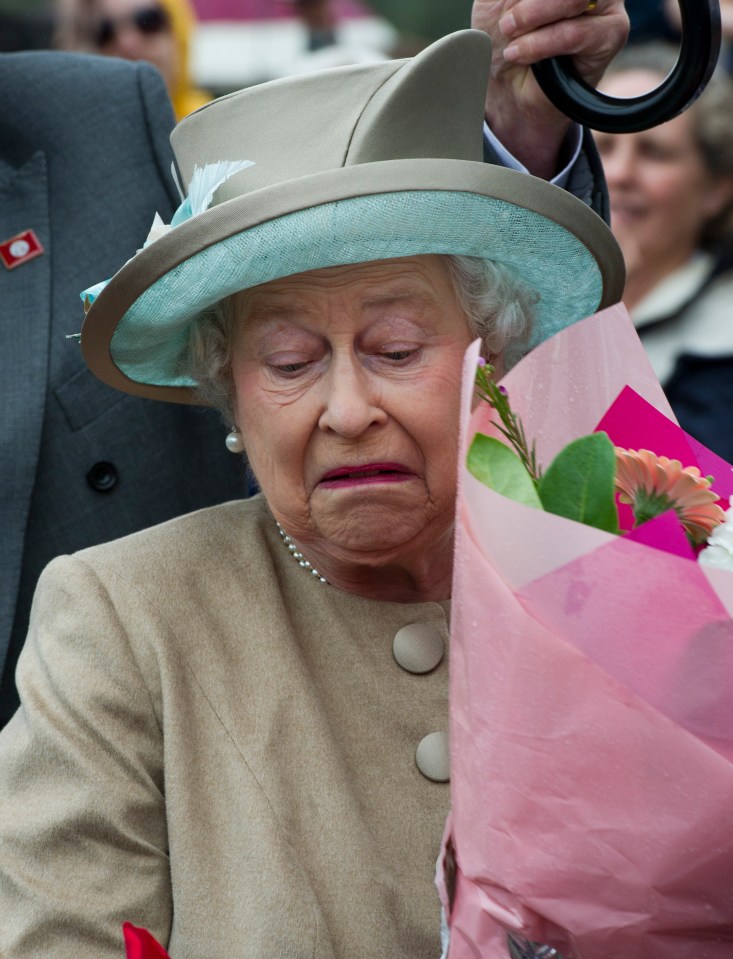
[441,305,733,958]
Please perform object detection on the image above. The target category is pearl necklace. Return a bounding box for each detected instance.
[276,522,329,585]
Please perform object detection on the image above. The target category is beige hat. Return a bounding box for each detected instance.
[81,29,624,404]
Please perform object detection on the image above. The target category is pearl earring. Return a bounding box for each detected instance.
[225,428,245,454]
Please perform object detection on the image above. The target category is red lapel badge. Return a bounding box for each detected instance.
[0,229,44,270]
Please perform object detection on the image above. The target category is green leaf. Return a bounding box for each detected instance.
[537,432,619,533]
[467,434,543,509]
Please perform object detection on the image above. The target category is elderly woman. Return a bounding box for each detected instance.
[0,14,626,959]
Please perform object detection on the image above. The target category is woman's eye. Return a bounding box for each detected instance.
[381,349,418,362]
[270,360,311,376]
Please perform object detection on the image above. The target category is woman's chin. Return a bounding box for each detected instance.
[310,499,440,557]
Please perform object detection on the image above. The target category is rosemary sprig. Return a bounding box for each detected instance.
[475,362,543,486]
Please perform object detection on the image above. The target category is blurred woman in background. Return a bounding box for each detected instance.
[596,44,733,460]
[55,0,210,119]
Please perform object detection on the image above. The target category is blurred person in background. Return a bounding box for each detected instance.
[54,0,210,119]
[282,0,337,52]
[276,0,390,76]
[596,43,733,461]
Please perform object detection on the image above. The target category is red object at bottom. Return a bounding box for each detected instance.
[123,923,171,959]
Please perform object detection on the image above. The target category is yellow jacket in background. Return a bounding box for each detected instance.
[159,0,211,119]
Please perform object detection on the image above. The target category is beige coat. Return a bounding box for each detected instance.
[0,496,451,958]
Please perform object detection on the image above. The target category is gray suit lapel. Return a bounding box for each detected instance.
[0,151,51,671]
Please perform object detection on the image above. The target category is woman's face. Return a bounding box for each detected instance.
[93,0,177,91]
[231,255,474,561]
[595,69,733,277]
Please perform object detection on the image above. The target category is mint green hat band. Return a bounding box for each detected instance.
[109,189,603,390]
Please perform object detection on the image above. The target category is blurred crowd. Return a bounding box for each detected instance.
[4,0,733,97]
[0,0,393,103]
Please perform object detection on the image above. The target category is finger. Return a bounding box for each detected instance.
[502,15,628,80]
[499,0,622,39]
[503,17,614,60]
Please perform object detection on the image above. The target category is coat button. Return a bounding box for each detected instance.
[415,732,450,782]
[86,461,118,492]
[393,623,445,674]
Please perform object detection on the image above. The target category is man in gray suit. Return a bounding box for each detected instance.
[0,52,251,727]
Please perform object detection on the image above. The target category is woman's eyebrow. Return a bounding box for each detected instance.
[244,300,313,324]
[361,288,437,310]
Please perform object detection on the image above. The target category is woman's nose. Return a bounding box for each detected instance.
[317,355,387,437]
[108,25,147,58]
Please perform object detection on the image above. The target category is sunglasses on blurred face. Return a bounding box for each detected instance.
[94,4,170,47]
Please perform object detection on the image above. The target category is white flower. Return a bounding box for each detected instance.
[699,505,733,571]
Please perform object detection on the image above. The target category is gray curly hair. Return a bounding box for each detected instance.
[185,255,539,422]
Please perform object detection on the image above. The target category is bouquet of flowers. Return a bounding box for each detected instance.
[438,303,733,958]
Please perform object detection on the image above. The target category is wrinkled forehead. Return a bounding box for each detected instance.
[232,255,460,320]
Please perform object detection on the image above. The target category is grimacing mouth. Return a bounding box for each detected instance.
[318,462,415,485]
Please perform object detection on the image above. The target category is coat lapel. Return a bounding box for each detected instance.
[0,151,51,671]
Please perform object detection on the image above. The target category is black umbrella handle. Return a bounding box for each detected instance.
[530,0,722,133]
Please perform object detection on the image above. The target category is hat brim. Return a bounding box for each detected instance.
[81,159,624,404]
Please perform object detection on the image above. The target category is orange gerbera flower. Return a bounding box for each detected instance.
[615,448,725,545]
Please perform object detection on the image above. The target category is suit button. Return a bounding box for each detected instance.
[393,623,445,674]
[86,461,117,492]
[415,732,450,782]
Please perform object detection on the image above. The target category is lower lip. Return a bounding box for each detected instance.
[319,473,415,489]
